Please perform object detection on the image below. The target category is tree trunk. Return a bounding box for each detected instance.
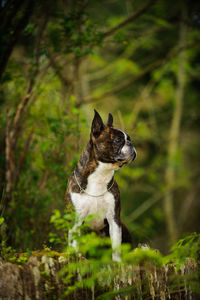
[164,3,187,244]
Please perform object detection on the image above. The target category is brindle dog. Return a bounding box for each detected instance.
[65,110,136,261]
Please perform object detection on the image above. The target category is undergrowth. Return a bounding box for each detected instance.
[0,209,199,298]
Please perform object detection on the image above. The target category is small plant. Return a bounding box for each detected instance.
[49,209,73,246]
[165,232,200,268]
[0,216,16,262]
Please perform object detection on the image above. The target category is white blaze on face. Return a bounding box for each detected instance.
[118,130,130,156]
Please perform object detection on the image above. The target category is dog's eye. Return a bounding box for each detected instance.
[114,137,123,143]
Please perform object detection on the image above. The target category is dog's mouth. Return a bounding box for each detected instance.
[116,148,137,164]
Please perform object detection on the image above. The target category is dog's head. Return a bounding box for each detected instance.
[90,110,136,168]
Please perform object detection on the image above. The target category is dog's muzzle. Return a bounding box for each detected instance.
[116,147,137,166]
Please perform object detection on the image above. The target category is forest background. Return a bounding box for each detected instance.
[0,0,199,255]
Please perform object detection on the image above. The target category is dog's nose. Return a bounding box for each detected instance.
[132,147,137,161]
[127,140,132,147]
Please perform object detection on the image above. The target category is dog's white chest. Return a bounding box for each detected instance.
[71,192,115,229]
[70,162,116,230]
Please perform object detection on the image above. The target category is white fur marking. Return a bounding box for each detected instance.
[118,129,131,156]
[85,162,114,196]
[108,219,122,262]
[70,162,116,231]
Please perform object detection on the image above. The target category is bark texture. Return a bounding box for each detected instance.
[0,253,198,300]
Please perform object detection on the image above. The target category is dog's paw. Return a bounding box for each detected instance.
[112,251,121,262]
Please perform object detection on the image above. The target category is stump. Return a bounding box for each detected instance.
[0,250,199,300]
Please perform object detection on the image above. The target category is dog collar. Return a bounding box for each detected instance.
[73,170,114,197]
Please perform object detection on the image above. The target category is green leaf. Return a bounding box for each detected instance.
[0,217,4,225]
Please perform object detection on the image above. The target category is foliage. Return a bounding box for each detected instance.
[165,232,200,268]
[47,209,200,298]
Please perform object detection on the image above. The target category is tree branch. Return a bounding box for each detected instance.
[5,109,13,196]
[81,40,200,106]
[103,0,157,39]
[127,192,163,222]
[15,130,34,186]
[0,0,36,80]
[81,57,165,106]
[11,93,32,149]
[47,46,71,88]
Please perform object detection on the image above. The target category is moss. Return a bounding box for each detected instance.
[32,249,63,258]
[7,252,29,265]
[3,247,68,266]
[40,270,50,279]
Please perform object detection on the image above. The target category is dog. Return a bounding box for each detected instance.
[65,110,137,261]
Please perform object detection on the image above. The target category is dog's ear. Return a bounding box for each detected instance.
[91,110,105,138]
[106,113,113,127]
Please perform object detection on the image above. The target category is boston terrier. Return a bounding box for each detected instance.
[65,110,137,261]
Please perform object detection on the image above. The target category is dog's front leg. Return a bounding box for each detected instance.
[108,218,122,262]
[68,220,82,251]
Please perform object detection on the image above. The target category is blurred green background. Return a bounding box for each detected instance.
[0,0,199,254]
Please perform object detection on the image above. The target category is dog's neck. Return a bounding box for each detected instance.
[76,141,97,172]
[75,141,115,191]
